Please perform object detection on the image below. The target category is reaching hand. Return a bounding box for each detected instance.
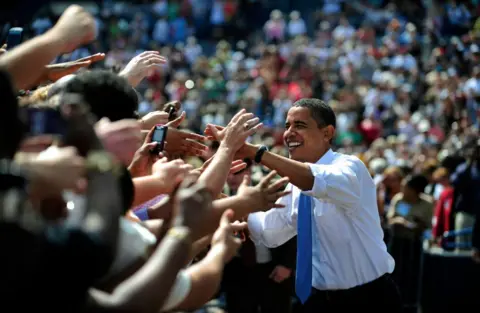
[18,135,55,153]
[205,109,262,152]
[49,5,96,53]
[29,146,86,198]
[269,265,292,283]
[163,112,208,157]
[128,127,162,177]
[211,209,245,263]
[119,51,167,87]
[139,111,170,130]
[237,170,290,213]
[172,175,214,240]
[95,118,142,166]
[43,53,105,82]
[152,158,193,193]
[190,157,247,176]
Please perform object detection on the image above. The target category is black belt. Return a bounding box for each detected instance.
[310,273,391,300]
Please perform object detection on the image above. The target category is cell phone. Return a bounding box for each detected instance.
[22,107,66,136]
[167,106,176,121]
[151,125,168,154]
[163,101,181,122]
[6,27,23,49]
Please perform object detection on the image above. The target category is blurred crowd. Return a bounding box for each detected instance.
[1,0,479,312]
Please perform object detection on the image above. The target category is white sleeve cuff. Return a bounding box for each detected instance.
[301,163,327,198]
[247,212,266,245]
[161,270,191,311]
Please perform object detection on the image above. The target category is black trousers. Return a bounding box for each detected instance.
[300,274,402,313]
[223,258,292,313]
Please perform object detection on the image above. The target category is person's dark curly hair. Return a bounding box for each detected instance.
[62,70,139,122]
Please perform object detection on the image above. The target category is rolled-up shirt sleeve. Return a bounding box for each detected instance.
[248,185,296,248]
[302,158,361,208]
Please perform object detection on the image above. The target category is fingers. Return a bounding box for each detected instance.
[206,124,220,139]
[267,191,291,207]
[259,170,278,189]
[230,221,248,232]
[167,111,186,128]
[18,135,55,153]
[266,176,290,193]
[247,122,264,136]
[71,60,92,69]
[220,209,235,227]
[141,142,158,153]
[77,52,105,63]
[204,124,224,137]
[240,174,251,187]
[231,109,246,123]
[230,162,247,174]
[235,113,255,126]
[180,131,207,142]
[146,126,155,143]
[269,268,277,280]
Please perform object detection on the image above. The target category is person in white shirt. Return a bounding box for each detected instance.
[231,98,401,312]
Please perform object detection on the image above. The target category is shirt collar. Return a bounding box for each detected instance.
[315,149,335,165]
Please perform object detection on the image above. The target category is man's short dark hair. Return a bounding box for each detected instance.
[62,70,138,122]
[292,98,336,129]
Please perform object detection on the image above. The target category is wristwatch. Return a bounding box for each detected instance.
[254,145,268,163]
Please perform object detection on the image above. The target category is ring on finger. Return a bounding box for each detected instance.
[243,123,250,130]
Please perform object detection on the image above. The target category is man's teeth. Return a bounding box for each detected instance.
[288,142,302,147]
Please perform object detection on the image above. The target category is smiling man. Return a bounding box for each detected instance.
[238,98,401,313]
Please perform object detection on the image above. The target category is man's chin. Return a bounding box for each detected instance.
[288,151,303,161]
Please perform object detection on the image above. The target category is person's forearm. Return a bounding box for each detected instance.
[0,31,64,90]
[132,176,171,207]
[198,144,235,196]
[190,235,213,260]
[174,246,225,311]
[102,227,192,312]
[243,144,314,190]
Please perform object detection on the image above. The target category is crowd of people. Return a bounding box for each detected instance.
[1,0,480,312]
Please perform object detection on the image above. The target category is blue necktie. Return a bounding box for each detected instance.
[295,193,312,304]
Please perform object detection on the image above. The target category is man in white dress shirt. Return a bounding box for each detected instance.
[234,99,401,312]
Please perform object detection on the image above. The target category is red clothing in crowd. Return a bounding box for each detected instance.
[432,187,454,239]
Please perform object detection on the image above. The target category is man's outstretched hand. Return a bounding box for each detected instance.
[41,53,105,83]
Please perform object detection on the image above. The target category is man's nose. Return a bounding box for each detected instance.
[284,126,294,139]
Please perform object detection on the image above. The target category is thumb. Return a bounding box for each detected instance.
[169,111,186,128]
[95,117,111,130]
[207,124,220,138]
[145,126,155,143]
[240,174,251,187]
[220,209,234,227]
[143,142,158,151]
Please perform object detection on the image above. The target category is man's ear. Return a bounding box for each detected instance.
[324,125,335,143]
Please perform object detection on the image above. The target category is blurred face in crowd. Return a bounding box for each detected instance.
[401,181,418,203]
[284,107,332,163]
[382,168,403,192]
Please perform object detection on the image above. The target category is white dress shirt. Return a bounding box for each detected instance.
[248,149,395,290]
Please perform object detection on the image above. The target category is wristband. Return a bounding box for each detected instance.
[254,145,268,163]
[167,226,192,243]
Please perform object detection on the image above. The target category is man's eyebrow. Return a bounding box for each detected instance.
[293,120,308,126]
